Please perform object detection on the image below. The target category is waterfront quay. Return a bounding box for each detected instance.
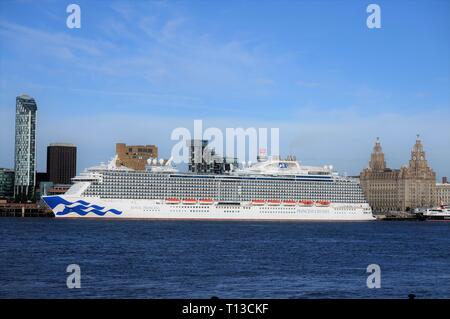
[374,211,422,221]
[0,202,53,217]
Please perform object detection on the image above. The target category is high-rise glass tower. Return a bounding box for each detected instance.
[14,94,37,200]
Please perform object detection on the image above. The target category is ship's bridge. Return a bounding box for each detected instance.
[236,157,334,177]
[72,155,134,182]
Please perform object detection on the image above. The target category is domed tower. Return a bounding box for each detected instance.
[400,134,437,211]
[408,135,428,170]
[369,137,386,171]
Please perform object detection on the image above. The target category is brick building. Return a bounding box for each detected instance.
[116,143,158,170]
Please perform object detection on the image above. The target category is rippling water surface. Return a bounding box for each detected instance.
[1,218,449,298]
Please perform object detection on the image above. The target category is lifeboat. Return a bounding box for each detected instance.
[316,200,331,207]
[165,198,180,204]
[199,198,214,205]
[267,200,281,206]
[182,198,197,205]
[298,200,314,207]
[282,200,297,206]
[251,200,265,206]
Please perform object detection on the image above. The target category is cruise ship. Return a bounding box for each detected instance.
[42,155,374,221]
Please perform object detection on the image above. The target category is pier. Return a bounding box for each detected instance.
[374,211,422,221]
[0,203,54,218]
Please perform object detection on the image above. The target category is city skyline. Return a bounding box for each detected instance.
[0,0,449,178]
[1,1,450,303]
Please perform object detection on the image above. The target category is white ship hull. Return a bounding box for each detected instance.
[42,196,375,221]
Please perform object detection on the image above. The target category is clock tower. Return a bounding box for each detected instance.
[408,135,428,170]
[369,137,386,171]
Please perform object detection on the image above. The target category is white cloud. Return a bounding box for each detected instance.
[0,21,109,58]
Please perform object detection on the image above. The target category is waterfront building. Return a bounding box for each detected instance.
[0,168,15,199]
[47,184,71,196]
[14,94,37,201]
[36,172,49,185]
[37,182,70,199]
[360,136,437,212]
[436,177,450,205]
[47,143,77,184]
[39,181,54,198]
[116,143,158,171]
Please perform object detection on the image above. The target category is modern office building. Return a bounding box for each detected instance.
[360,136,437,212]
[47,143,77,184]
[116,143,158,170]
[0,168,15,199]
[14,94,37,201]
[36,172,49,185]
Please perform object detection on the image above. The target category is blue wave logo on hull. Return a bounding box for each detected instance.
[42,196,122,216]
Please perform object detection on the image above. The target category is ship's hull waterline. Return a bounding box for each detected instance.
[42,196,375,221]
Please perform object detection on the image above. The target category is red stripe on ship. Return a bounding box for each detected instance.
[199,198,214,204]
[251,200,265,206]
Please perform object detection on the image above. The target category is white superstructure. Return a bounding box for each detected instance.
[42,155,374,221]
[423,204,450,221]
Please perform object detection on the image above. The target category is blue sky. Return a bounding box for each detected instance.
[0,0,449,178]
